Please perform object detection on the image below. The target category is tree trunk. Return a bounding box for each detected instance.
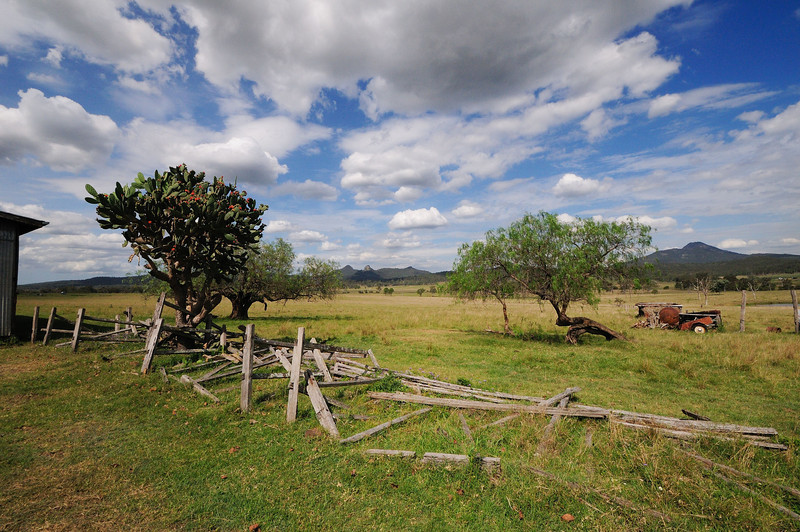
[228,296,254,320]
[556,313,627,345]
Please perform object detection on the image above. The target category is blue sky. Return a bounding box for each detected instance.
[1,0,799,283]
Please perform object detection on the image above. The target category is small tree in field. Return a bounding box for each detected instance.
[453,211,652,344]
[86,165,267,327]
[217,238,341,319]
[448,239,517,334]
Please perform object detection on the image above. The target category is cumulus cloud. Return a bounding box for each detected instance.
[0,0,173,73]
[264,220,296,233]
[0,201,95,235]
[718,238,758,249]
[0,89,118,171]
[177,1,684,117]
[451,200,485,219]
[388,207,447,230]
[180,137,288,186]
[0,55,7,67]
[552,173,611,197]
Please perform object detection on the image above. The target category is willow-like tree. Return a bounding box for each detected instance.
[448,239,517,334]
[452,211,652,344]
[218,238,341,319]
[85,165,267,327]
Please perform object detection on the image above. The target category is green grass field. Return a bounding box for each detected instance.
[2,289,799,530]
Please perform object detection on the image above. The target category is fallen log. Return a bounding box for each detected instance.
[304,370,339,438]
[365,449,416,458]
[368,392,608,418]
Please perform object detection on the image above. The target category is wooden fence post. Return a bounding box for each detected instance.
[71,308,86,352]
[30,306,39,345]
[286,327,305,423]
[739,290,746,332]
[241,324,255,413]
[141,318,164,374]
[151,293,166,323]
[42,307,56,345]
[792,290,799,334]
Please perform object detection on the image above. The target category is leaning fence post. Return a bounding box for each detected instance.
[30,306,40,345]
[286,326,305,423]
[141,318,164,374]
[241,324,255,413]
[792,289,799,334]
[42,307,56,345]
[71,308,86,352]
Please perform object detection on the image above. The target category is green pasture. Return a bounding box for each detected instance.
[1,289,798,530]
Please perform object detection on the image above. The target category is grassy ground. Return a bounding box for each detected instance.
[1,289,799,530]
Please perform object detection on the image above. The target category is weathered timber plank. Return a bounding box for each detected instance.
[399,380,508,403]
[365,449,416,458]
[421,453,469,466]
[317,378,381,388]
[476,413,521,431]
[30,306,39,344]
[286,327,305,423]
[368,392,608,418]
[312,348,333,382]
[540,386,581,407]
[367,349,380,368]
[680,449,800,501]
[340,407,432,444]
[611,419,787,450]
[459,412,473,441]
[180,375,220,403]
[305,370,339,438]
[42,307,57,345]
[610,410,778,436]
[140,318,164,374]
[709,470,800,522]
[536,395,570,455]
[240,324,254,413]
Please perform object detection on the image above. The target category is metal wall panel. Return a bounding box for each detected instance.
[0,224,18,337]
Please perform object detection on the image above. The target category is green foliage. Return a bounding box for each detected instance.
[366,373,407,392]
[86,165,267,325]
[451,211,652,336]
[218,239,341,319]
[456,377,472,387]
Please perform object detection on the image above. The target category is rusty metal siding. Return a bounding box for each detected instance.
[0,223,19,337]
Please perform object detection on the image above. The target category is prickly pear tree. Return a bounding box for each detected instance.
[85,164,267,327]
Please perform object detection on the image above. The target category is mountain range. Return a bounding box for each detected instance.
[18,242,800,291]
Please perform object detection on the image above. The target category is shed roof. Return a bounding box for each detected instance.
[0,210,49,235]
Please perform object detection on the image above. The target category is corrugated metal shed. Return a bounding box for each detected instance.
[0,211,48,337]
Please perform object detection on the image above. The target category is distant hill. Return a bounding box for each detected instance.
[19,266,450,292]
[645,242,800,279]
[340,265,448,285]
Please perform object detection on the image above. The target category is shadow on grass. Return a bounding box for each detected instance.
[219,314,355,325]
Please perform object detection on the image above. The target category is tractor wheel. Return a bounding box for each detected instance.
[692,323,708,334]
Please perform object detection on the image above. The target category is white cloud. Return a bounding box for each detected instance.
[647,84,772,118]
[612,215,678,231]
[0,201,95,235]
[382,232,421,249]
[290,230,327,243]
[451,200,485,219]
[180,137,287,186]
[116,76,161,95]
[272,179,338,201]
[44,46,64,67]
[26,72,65,87]
[782,237,800,245]
[718,238,758,249]
[0,55,7,67]
[178,2,684,117]
[264,220,296,233]
[552,173,611,197]
[0,0,173,73]
[388,207,447,230]
[0,89,118,171]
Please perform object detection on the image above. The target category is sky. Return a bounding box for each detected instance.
[1,0,799,284]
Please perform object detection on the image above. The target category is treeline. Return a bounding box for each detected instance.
[672,273,798,292]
